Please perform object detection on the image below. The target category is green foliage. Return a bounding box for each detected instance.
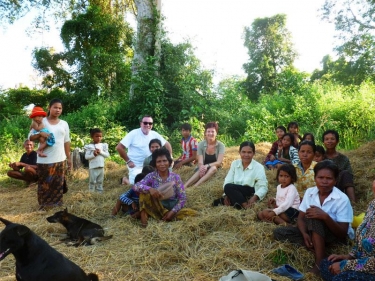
[243,14,298,100]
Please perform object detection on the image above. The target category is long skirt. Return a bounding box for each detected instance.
[139,193,197,220]
[37,161,66,207]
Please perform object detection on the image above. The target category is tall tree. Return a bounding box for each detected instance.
[243,14,297,100]
[321,0,375,84]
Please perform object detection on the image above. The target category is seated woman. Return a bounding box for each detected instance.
[213,141,268,209]
[263,125,286,169]
[185,122,225,188]
[320,179,375,280]
[273,160,354,276]
[323,129,356,202]
[294,140,317,198]
[133,148,196,227]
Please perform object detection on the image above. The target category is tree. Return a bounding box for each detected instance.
[243,14,297,100]
[33,4,133,103]
[321,0,375,84]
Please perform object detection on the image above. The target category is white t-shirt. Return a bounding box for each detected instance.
[35,118,70,164]
[299,186,354,239]
[273,183,300,215]
[120,128,167,166]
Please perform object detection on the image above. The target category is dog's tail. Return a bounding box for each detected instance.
[90,235,113,245]
[87,273,99,281]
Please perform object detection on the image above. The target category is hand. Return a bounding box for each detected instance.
[199,165,208,177]
[131,202,138,211]
[267,198,276,208]
[306,205,327,220]
[328,254,351,262]
[162,210,176,222]
[149,188,162,199]
[66,159,72,171]
[329,262,341,275]
[302,232,313,249]
[39,132,50,138]
[223,196,231,206]
[174,162,182,169]
[127,161,135,168]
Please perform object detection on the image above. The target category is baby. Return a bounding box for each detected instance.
[29,106,55,157]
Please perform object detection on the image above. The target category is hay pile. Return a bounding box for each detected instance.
[0,142,374,281]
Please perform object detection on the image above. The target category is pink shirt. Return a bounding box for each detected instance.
[273,183,300,215]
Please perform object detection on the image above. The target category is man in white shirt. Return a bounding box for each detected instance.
[116,115,173,184]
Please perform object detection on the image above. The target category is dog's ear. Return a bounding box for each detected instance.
[0,217,12,226]
[16,225,31,237]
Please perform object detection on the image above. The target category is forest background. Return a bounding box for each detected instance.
[0,0,375,172]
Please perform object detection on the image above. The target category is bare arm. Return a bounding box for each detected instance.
[64,142,72,170]
[116,142,129,162]
[164,141,173,158]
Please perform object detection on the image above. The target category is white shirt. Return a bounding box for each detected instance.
[84,143,110,169]
[273,183,300,215]
[35,118,70,164]
[299,186,354,239]
[120,128,167,166]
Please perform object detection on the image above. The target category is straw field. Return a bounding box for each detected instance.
[0,142,374,281]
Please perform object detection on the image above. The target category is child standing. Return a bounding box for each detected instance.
[173,123,198,169]
[287,121,302,147]
[84,128,109,193]
[29,106,55,157]
[257,164,300,225]
[263,125,286,168]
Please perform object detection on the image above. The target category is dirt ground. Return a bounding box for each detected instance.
[0,141,373,281]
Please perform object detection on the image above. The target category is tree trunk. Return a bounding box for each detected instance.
[130,0,161,99]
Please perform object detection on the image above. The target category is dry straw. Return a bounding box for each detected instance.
[0,142,373,281]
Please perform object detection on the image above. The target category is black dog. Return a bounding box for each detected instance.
[47,208,112,246]
[0,217,99,281]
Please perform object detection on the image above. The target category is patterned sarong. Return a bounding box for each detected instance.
[37,161,66,207]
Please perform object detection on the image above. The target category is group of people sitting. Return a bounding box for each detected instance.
[112,117,372,280]
[7,113,374,280]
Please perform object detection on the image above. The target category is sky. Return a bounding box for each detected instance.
[0,0,337,89]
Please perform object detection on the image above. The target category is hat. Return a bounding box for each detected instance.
[29,106,47,118]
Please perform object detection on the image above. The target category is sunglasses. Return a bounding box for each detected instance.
[142,122,153,126]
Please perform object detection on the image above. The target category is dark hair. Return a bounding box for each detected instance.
[24,139,34,145]
[89,128,102,137]
[181,123,192,131]
[302,133,315,143]
[276,125,287,133]
[287,121,299,130]
[142,165,155,175]
[48,98,63,116]
[314,160,339,180]
[282,133,295,145]
[140,115,152,122]
[150,148,173,168]
[276,163,297,183]
[298,140,316,153]
[134,173,146,183]
[205,122,219,133]
[322,129,339,142]
[315,145,326,155]
[239,141,255,153]
[149,138,162,149]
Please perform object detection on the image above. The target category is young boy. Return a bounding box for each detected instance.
[173,123,198,169]
[29,106,55,157]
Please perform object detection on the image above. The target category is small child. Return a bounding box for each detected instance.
[265,133,299,169]
[287,121,302,148]
[302,132,315,144]
[257,164,300,225]
[314,145,326,162]
[112,166,155,217]
[174,123,198,169]
[29,106,55,157]
[264,125,286,168]
[84,128,110,193]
